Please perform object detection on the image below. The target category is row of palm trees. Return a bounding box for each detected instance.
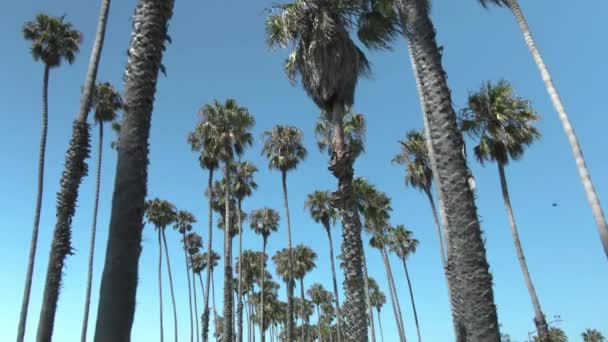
[15,0,606,341]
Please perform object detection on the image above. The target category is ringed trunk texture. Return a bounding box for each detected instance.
[497,163,550,341]
[402,258,421,342]
[261,238,267,342]
[159,229,165,342]
[202,168,215,341]
[329,101,368,341]
[361,252,376,342]
[17,63,50,342]
[324,224,342,342]
[81,123,104,342]
[506,0,608,261]
[183,232,195,342]
[281,170,296,342]
[223,166,234,342]
[94,0,175,340]
[162,230,179,342]
[237,200,244,342]
[400,1,501,340]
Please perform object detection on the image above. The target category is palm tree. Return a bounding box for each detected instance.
[478,0,608,260]
[145,199,178,342]
[307,284,333,342]
[367,278,386,342]
[80,82,122,342]
[261,124,307,340]
[94,1,175,340]
[293,244,317,342]
[176,211,198,342]
[186,234,204,342]
[18,13,82,342]
[304,190,342,342]
[460,79,550,341]
[389,225,422,342]
[266,2,371,338]
[533,327,568,342]
[582,329,606,342]
[250,208,280,342]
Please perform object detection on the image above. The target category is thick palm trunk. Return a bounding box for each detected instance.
[281,170,296,342]
[237,200,245,342]
[162,230,179,342]
[376,310,384,342]
[401,258,421,342]
[17,63,50,342]
[506,0,608,261]
[159,229,166,342]
[183,232,195,342]
[497,163,550,341]
[203,168,215,341]
[81,123,104,342]
[193,268,200,342]
[223,166,234,342]
[94,1,174,340]
[361,252,376,342]
[329,102,367,341]
[261,238,268,342]
[323,224,342,342]
[399,1,500,340]
[378,248,405,342]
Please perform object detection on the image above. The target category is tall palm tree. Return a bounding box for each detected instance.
[582,329,606,342]
[176,211,198,342]
[250,208,280,342]
[232,161,258,342]
[266,2,371,338]
[18,13,82,342]
[185,233,204,342]
[293,244,317,342]
[94,1,175,340]
[80,82,122,342]
[389,225,422,342]
[272,247,297,339]
[307,284,333,342]
[367,278,386,342]
[304,190,342,342]
[459,80,550,341]
[479,0,608,260]
[145,199,178,342]
[261,124,307,340]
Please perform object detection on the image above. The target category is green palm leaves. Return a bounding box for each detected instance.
[250,208,280,240]
[262,125,307,172]
[392,130,433,193]
[23,14,82,68]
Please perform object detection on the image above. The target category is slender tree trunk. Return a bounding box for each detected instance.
[378,248,405,342]
[399,2,501,340]
[316,306,322,342]
[94,1,174,340]
[401,258,421,342]
[376,309,384,342]
[80,123,104,342]
[497,163,550,341]
[193,268,200,342]
[299,278,310,342]
[281,170,296,342]
[17,63,50,342]
[183,232,194,342]
[329,101,367,341]
[261,238,268,342]
[323,224,342,342]
[162,230,179,342]
[506,0,608,261]
[159,229,165,342]
[424,190,447,267]
[237,200,245,342]
[361,252,376,342]
[223,165,234,342]
[383,248,406,341]
[203,168,215,341]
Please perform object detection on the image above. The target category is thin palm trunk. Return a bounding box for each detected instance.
[316,306,322,342]
[183,232,195,342]
[281,170,296,342]
[94,1,175,340]
[424,190,447,267]
[203,168,215,342]
[159,229,165,342]
[193,269,200,342]
[237,200,244,342]
[261,238,268,342]
[378,248,405,342]
[497,163,549,341]
[162,230,179,342]
[323,224,342,342]
[80,122,104,342]
[223,165,234,342]
[299,278,309,342]
[401,258,421,342]
[361,252,376,342]
[376,309,384,342]
[17,63,50,342]
[384,248,406,341]
[329,102,367,341]
[506,0,608,261]
[399,1,500,340]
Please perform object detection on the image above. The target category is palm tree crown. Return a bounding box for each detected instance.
[174,210,197,235]
[184,232,203,256]
[392,130,433,192]
[22,14,82,67]
[261,125,307,172]
[232,161,258,201]
[315,109,366,155]
[293,245,317,280]
[250,208,280,240]
[145,199,177,229]
[304,190,338,229]
[389,225,419,260]
[92,82,122,124]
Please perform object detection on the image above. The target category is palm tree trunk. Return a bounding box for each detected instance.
[94,1,174,340]
[376,309,384,342]
[17,63,50,342]
[183,232,195,342]
[261,238,267,342]
[163,230,179,342]
[424,190,447,266]
[299,278,310,342]
[237,200,245,342]
[506,0,608,261]
[497,163,550,341]
[223,165,234,342]
[329,101,368,341]
[401,258,421,342]
[203,168,215,342]
[378,248,405,342]
[281,169,296,342]
[399,2,501,340]
[384,248,406,341]
[159,229,165,342]
[361,252,376,342]
[80,123,104,342]
[193,268,200,342]
[323,224,342,342]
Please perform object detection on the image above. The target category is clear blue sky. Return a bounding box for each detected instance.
[1,1,607,341]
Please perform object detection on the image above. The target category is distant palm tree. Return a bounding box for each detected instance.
[367,278,386,342]
[266,2,371,338]
[478,0,608,259]
[18,13,82,342]
[389,225,421,342]
[293,244,317,342]
[261,124,307,340]
[176,211,198,342]
[460,80,549,341]
[81,82,122,342]
[304,190,342,342]
[582,328,606,342]
[250,208,280,342]
[94,1,176,339]
[307,284,333,342]
[532,327,568,342]
[145,199,178,342]
[185,239,203,342]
